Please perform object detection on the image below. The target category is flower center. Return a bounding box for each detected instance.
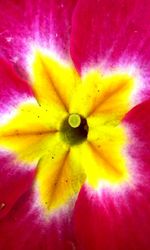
[60,113,89,145]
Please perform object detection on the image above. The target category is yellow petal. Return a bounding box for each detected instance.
[69,70,102,117]
[88,72,135,119]
[70,70,135,120]
[76,133,129,189]
[36,147,86,214]
[0,101,66,164]
[31,51,80,112]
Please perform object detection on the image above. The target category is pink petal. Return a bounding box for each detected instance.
[73,185,150,250]
[124,100,150,191]
[71,0,150,75]
[0,188,76,250]
[0,59,33,114]
[0,0,78,74]
[0,154,36,220]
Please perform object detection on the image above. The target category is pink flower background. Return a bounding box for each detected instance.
[0,0,150,249]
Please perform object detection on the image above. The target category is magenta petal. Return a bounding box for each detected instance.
[71,0,150,73]
[0,154,36,220]
[0,0,78,72]
[124,100,150,189]
[0,59,33,113]
[73,186,150,250]
[0,190,76,250]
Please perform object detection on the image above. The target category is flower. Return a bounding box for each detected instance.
[0,1,150,250]
[0,49,135,215]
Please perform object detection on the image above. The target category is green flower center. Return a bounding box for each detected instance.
[60,113,89,146]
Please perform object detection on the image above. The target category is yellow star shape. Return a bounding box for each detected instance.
[0,50,135,214]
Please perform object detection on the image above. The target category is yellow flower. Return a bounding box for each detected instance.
[0,50,135,216]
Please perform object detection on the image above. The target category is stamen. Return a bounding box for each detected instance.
[68,113,81,128]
